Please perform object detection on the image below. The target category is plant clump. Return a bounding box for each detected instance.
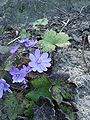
[0,20,77,120]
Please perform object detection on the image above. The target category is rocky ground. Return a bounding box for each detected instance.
[52,48,90,120]
[0,0,90,120]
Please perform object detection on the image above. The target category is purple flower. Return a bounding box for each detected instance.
[0,78,12,98]
[19,38,28,44]
[10,44,20,54]
[9,68,27,84]
[28,49,51,73]
[21,65,32,73]
[19,38,37,47]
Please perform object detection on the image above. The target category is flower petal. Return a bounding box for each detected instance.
[0,79,12,97]
[19,38,29,43]
[7,89,12,93]
[20,69,27,77]
[40,52,51,62]
[3,83,10,91]
[12,75,25,83]
[17,78,26,83]
[36,64,43,73]
[10,68,19,75]
[10,44,20,54]
[40,53,48,59]
[26,66,32,72]
[22,65,26,69]
[0,88,3,98]
[41,62,51,67]
[0,79,6,84]
[25,41,31,47]
[26,40,37,47]
[29,53,36,61]
[41,58,51,62]
[32,64,43,72]
[4,83,12,93]
[12,76,18,83]
[40,65,47,71]
[32,65,37,72]
[35,49,40,58]
[29,62,36,67]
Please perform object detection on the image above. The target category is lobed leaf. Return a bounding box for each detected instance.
[38,29,70,52]
[51,80,76,102]
[26,87,51,102]
[31,76,51,88]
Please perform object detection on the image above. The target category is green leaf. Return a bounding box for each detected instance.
[4,94,22,120]
[60,102,77,120]
[39,40,55,52]
[4,61,13,71]
[4,56,13,71]
[0,45,10,54]
[24,100,36,118]
[56,32,69,44]
[38,30,70,52]
[56,32,70,47]
[61,83,75,100]
[26,87,51,102]
[20,29,31,38]
[26,76,51,102]
[33,18,48,26]
[51,80,75,101]
[51,85,63,104]
[31,76,51,88]
[43,29,57,44]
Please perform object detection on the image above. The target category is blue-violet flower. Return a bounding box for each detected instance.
[10,68,27,84]
[29,49,51,73]
[19,38,37,47]
[0,78,12,98]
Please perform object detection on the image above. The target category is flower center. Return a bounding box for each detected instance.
[16,73,20,77]
[37,59,41,64]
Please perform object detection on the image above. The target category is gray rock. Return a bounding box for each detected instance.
[33,106,55,120]
[52,48,90,120]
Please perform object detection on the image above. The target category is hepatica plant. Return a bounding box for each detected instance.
[0,27,76,120]
[0,33,51,98]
